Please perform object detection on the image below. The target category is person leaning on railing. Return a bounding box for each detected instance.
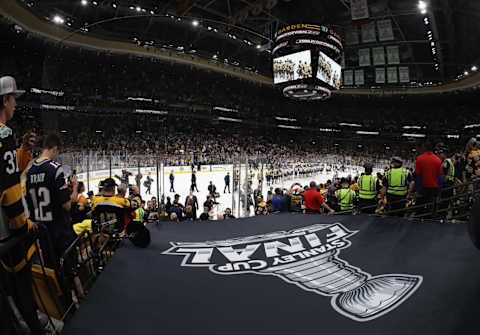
[334,180,357,213]
[465,138,480,181]
[436,143,456,218]
[415,140,443,217]
[381,156,415,217]
[304,181,335,214]
[358,163,382,215]
[0,76,45,334]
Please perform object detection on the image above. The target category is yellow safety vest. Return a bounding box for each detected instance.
[358,175,377,200]
[335,188,355,211]
[386,168,410,196]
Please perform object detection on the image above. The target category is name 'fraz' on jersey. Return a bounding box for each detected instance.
[163,223,423,322]
[26,158,75,251]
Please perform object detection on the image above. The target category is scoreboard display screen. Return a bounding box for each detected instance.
[317,51,342,90]
[273,50,312,84]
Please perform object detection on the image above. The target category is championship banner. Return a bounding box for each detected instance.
[351,0,370,25]
[399,66,410,83]
[361,22,376,43]
[354,69,364,86]
[387,46,400,64]
[345,26,359,45]
[387,67,398,83]
[373,47,385,66]
[377,19,394,41]
[65,215,480,335]
[375,67,385,83]
[359,48,371,67]
[343,70,354,86]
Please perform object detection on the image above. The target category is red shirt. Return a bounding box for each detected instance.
[415,151,443,188]
[303,189,325,211]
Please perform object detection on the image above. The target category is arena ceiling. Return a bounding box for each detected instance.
[10,0,480,84]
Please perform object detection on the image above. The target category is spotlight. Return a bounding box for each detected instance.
[52,15,64,24]
[136,6,141,12]
[192,20,199,26]
[472,66,478,72]
[81,0,88,5]
[418,1,427,11]
[112,3,117,8]
[92,1,98,5]
[464,71,469,76]
[256,44,261,49]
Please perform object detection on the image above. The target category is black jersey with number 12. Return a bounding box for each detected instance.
[26,158,75,251]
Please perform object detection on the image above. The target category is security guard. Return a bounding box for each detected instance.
[358,163,381,214]
[436,143,455,217]
[335,180,356,212]
[381,156,414,217]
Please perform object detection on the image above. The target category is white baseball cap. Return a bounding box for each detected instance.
[0,76,25,97]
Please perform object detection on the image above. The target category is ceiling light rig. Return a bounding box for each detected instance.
[52,15,65,24]
[418,1,427,14]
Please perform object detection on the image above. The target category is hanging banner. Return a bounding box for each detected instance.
[351,0,370,25]
[361,22,376,43]
[345,27,359,45]
[354,69,365,86]
[375,67,385,83]
[343,70,354,86]
[372,47,385,66]
[387,67,398,83]
[387,45,400,64]
[399,66,410,83]
[377,19,394,41]
[358,48,371,67]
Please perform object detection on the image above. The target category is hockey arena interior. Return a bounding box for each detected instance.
[1,0,480,334]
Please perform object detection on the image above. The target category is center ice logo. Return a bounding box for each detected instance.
[162,223,423,322]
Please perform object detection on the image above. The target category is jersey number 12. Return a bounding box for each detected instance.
[29,187,53,221]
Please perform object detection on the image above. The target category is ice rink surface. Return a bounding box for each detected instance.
[78,164,379,218]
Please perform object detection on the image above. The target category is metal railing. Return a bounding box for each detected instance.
[329,177,480,223]
[0,222,122,334]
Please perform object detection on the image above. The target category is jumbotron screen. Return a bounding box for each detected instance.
[317,51,341,89]
[273,50,312,84]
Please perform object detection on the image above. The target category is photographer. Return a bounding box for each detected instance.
[208,181,217,201]
[114,170,131,189]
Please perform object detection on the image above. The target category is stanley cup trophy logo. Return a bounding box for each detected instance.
[163,223,423,322]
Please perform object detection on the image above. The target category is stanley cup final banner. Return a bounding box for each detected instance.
[351,0,370,25]
[65,214,480,335]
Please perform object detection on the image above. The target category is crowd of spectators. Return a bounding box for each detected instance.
[2,20,480,138]
[3,16,480,335]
